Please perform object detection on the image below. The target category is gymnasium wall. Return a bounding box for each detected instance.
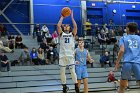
[0,0,29,35]
[1,0,140,35]
[86,1,140,26]
[33,0,82,35]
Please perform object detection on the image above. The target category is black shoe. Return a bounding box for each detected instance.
[126,86,130,90]
[62,84,69,93]
[75,83,80,93]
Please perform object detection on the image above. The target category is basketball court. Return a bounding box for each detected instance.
[0,0,140,93]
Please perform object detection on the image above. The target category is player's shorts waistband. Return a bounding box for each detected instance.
[123,62,140,64]
[59,64,75,67]
[75,64,86,66]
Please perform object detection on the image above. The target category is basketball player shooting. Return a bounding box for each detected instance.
[57,7,79,93]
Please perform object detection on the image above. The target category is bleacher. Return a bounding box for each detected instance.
[0,65,139,93]
[0,35,140,93]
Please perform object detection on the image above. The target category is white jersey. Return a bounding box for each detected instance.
[59,32,75,58]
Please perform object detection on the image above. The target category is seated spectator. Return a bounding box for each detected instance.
[40,39,50,53]
[53,46,59,60]
[110,30,117,44]
[52,31,59,44]
[15,35,23,48]
[108,19,115,30]
[107,70,119,89]
[19,46,31,66]
[113,40,119,59]
[47,46,57,64]
[85,19,92,36]
[33,24,40,39]
[99,29,111,44]
[95,23,100,37]
[8,35,15,41]
[30,48,38,65]
[49,42,59,60]
[44,31,52,44]
[0,24,7,38]
[0,40,14,53]
[103,24,109,37]
[117,26,123,36]
[41,24,49,36]
[7,35,15,49]
[98,30,106,44]
[44,31,52,38]
[37,47,46,65]
[0,52,10,71]
[107,70,118,82]
[11,60,19,66]
[37,32,43,45]
[100,51,112,67]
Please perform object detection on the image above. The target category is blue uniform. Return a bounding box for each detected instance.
[119,35,140,80]
[75,48,88,80]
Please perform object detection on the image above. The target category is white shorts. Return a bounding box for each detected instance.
[59,56,75,66]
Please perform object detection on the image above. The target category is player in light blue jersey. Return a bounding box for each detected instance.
[74,38,94,93]
[115,22,140,93]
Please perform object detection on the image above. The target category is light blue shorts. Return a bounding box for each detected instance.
[121,62,140,80]
[75,65,88,80]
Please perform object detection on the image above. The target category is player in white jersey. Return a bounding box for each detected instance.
[57,11,79,93]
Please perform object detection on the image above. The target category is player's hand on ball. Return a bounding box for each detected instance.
[61,7,71,17]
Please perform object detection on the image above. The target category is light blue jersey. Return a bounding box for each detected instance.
[75,48,88,79]
[119,35,140,64]
[75,48,88,66]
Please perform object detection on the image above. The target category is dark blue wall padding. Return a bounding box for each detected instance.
[33,0,82,35]
[86,1,140,27]
[0,1,29,35]
[1,0,140,35]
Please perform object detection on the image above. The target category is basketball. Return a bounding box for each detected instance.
[61,7,71,17]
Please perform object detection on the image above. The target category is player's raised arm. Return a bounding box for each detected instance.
[57,16,64,35]
[71,11,77,36]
